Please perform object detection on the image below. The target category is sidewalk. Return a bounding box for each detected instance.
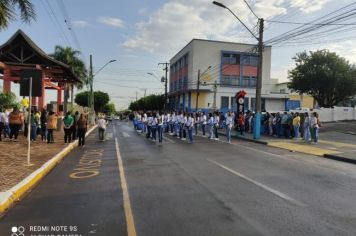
[218,129,356,164]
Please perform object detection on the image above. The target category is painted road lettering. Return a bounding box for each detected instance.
[69,149,104,179]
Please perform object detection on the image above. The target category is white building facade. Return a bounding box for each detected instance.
[168,39,288,113]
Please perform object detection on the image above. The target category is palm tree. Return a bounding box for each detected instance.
[0,0,36,30]
[50,45,87,108]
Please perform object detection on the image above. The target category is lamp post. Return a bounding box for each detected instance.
[88,55,116,125]
[212,1,264,139]
[196,66,212,112]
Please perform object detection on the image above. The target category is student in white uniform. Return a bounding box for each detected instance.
[226,111,234,143]
[158,112,164,143]
[201,112,207,136]
[186,113,195,143]
[146,113,153,139]
[141,112,147,134]
[208,113,214,139]
[213,112,220,140]
[151,113,158,141]
[182,112,187,140]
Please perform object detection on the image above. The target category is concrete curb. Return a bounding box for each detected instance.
[323,154,356,165]
[0,125,97,215]
[218,131,268,145]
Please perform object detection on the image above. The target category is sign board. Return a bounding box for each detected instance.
[20,70,42,97]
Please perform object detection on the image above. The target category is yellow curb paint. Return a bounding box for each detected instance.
[268,141,342,156]
[115,138,137,236]
[318,140,356,148]
[0,125,97,215]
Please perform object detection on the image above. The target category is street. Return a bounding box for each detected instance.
[1,120,356,236]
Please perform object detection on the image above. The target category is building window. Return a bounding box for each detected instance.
[221,76,230,85]
[250,77,257,87]
[231,76,240,86]
[231,97,237,111]
[250,98,265,111]
[222,53,240,64]
[244,97,249,111]
[221,96,229,109]
[185,54,189,65]
[178,78,182,90]
[170,82,173,92]
[183,77,188,89]
[242,55,258,66]
[242,76,250,87]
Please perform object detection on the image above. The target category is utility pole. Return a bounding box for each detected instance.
[89,54,94,125]
[195,69,200,112]
[159,62,169,111]
[144,89,147,97]
[253,18,264,139]
[213,80,217,111]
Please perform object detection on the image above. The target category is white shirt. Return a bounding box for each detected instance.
[202,115,207,125]
[147,117,153,126]
[97,119,107,129]
[208,117,214,125]
[152,117,158,126]
[226,116,233,125]
[310,117,319,128]
[186,117,194,127]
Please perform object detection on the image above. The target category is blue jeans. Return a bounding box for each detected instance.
[146,125,151,138]
[303,126,310,141]
[4,123,10,138]
[226,127,232,142]
[188,128,193,143]
[31,125,37,141]
[202,124,206,136]
[209,125,214,138]
[151,126,157,140]
[158,125,163,142]
[313,127,319,143]
[293,125,300,138]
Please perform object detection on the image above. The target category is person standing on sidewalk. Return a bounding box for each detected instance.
[72,111,80,141]
[303,112,311,142]
[4,110,11,139]
[151,113,158,141]
[46,111,57,143]
[23,108,29,137]
[226,111,233,143]
[63,112,74,143]
[310,112,320,144]
[238,113,245,136]
[77,113,88,147]
[293,112,301,139]
[40,109,48,142]
[97,115,107,141]
[0,108,6,141]
[208,113,214,139]
[9,107,24,142]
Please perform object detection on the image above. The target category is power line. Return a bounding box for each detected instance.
[266,19,356,26]
[243,0,259,20]
[40,0,72,47]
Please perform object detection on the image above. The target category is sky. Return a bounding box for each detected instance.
[1,0,356,110]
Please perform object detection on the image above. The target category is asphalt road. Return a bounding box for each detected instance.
[1,120,356,236]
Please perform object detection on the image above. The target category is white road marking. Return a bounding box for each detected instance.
[123,132,130,137]
[115,137,137,236]
[207,159,305,207]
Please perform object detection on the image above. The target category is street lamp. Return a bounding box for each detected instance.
[212,1,264,140]
[88,55,116,125]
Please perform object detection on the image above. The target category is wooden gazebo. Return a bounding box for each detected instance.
[0,29,81,111]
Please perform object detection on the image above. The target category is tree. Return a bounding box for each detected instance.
[75,91,110,113]
[288,50,356,108]
[0,91,18,109]
[0,0,36,30]
[50,46,87,88]
[128,94,164,111]
[103,103,116,115]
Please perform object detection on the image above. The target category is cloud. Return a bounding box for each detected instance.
[98,17,125,28]
[122,0,331,56]
[312,40,356,63]
[72,20,89,28]
[291,0,331,13]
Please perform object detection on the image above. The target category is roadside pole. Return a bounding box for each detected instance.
[27,77,32,166]
[212,80,217,111]
[195,69,200,112]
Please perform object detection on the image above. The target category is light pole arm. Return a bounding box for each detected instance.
[93,60,116,77]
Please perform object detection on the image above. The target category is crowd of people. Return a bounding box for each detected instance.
[0,107,90,147]
[132,110,321,144]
